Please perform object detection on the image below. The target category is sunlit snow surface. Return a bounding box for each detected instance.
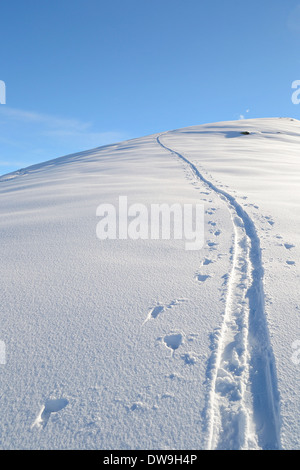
[0,118,299,449]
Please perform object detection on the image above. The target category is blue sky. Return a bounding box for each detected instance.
[1,0,300,175]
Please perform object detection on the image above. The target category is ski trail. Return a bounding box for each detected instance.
[156,133,281,450]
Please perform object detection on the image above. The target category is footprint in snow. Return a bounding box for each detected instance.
[207,241,218,249]
[265,216,275,226]
[143,299,186,324]
[163,333,183,356]
[195,274,211,283]
[284,243,295,250]
[286,260,296,266]
[202,258,214,266]
[147,305,164,320]
[206,208,217,215]
[32,398,68,430]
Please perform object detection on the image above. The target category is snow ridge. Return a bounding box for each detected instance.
[157,133,281,450]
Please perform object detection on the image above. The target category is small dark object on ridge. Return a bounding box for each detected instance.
[240,131,251,135]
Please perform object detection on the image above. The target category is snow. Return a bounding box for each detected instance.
[0,117,299,449]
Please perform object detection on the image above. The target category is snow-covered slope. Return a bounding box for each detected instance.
[0,118,299,450]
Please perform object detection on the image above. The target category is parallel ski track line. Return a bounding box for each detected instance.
[157,133,281,450]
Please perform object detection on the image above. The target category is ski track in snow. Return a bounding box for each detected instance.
[157,133,281,450]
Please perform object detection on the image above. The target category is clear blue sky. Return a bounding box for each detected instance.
[1,0,300,175]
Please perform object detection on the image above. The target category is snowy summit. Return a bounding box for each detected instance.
[0,117,299,450]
